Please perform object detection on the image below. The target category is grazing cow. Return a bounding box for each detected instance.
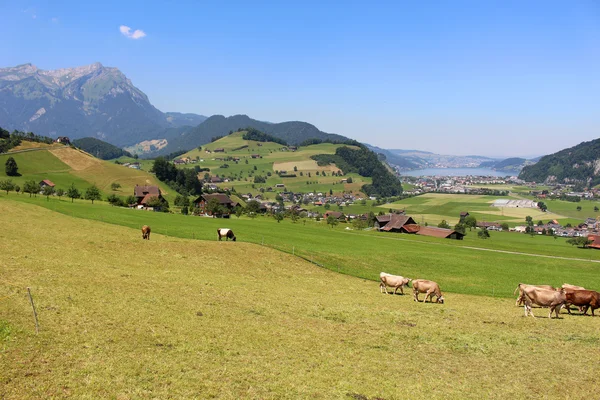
[217,228,236,241]
[518,284,566,319]
[563,289,600,316]
[412,279,444,304]
[142,225,151,240]
[561,284,586,314]
[379,272,412,295]
[514,284,556,306]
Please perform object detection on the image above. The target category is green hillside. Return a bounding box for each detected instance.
[178,131,373,196]
[0,145,173,201]
[3,199,600,398]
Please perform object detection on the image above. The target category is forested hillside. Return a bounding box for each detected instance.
[152,114,349,156]
[313,145,403,197]
[73,137,132,160]
[519,138,600,185]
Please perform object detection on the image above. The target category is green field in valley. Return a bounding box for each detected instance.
[2,198,600,399]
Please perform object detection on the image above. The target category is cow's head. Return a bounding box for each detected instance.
[437,295,445,304]
[232,236,236,241]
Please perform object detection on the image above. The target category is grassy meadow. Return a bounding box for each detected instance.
[2,198,600,399]
[3,193,600,298]
[0,145,174,202]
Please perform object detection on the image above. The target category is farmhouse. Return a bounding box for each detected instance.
[193,193,237,216]
[375,214,417,232]
[324,211,346,221]
[54,136,71,145]
[39,179,55,189]
[416,226,465,240]
[214,148,225,153]
[460,211,470,221]
[134,185,164,208]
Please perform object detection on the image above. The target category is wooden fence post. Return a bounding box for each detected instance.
[27,287,39,334]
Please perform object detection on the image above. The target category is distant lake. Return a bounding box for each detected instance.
[401,168,511,177]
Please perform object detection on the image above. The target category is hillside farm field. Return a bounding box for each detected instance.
[177,132,370,196]
[2,200,600,399]
[0,146,173,202]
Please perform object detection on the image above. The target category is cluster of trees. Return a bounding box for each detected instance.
[299,137,362,147]
[151,157,202,195]
[241,128,287,146]
[312,146,403,197]
[72,137,132,160]
[0,127,55,153]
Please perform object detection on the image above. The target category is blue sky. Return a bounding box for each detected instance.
[1,0,598,157]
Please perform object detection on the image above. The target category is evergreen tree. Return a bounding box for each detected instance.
[5,157,18,176]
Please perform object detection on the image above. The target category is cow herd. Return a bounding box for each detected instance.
[140,225,237,242]
[379,272,445,304]
[515,283,600,319]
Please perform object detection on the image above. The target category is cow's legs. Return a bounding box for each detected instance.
[380,283,387,294]
[413,292,419,302]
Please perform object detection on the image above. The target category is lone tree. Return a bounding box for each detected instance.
[5,157,18,176]
[327,214,339,228]
[273,213,284,223]
[66,183,81,203]
[85,185,102,204]
[464,215,477,231]
[566,236,593,248]
[110,182,121,191]
[438,220,451,229]
[42,185,55,200]
[0,179,15,194]
[56,188,64,199]
[23,180,38,197]
[478,229,490,239]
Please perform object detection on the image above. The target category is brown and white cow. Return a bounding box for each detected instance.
[412,279,444,304]
[217,228,236,241]
[514,284,556,306]
[379,272,412,295]
[518,284,566,319]
[563,289,600,316]
[142,225,151,240]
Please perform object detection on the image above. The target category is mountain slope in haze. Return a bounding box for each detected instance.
[519,138,600,185]
[364,144,421,169]
[0,63,205,147]
[153,114,350,156]
[479,157,533,172]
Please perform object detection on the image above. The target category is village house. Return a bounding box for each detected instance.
[134,185,164,209]
[39,179,55,189]
[193,193,237,216]
[54,136,71,145]
[376,213,464,240]
[323,211,346,222]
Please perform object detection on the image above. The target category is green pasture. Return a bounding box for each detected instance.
[3,194,600,299]
[2,199,600,399]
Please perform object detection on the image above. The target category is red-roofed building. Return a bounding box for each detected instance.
[39,179,55,188]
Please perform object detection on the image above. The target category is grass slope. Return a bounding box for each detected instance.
[4,194,600,299]
[0,145,173,202]
[2,200,600,399]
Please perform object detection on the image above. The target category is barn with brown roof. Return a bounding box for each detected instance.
[375,214,417,232]
[134,185,164,207]
[416,226,465,240]
[193,193,238,216]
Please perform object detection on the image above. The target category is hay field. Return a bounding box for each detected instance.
[2,200,600,399]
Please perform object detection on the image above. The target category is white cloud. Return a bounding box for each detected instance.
[119,25,146,40]
[51,17,59,23]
